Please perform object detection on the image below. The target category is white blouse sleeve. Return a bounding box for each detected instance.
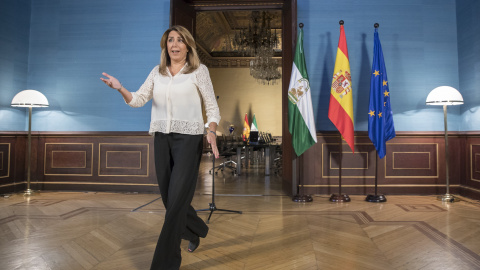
[195,65,221,125]
[127,66,157,108]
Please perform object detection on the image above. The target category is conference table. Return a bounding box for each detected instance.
[235,142,278,176]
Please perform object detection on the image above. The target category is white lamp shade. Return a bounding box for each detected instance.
[11,90,49,107]
[425,86,463,106]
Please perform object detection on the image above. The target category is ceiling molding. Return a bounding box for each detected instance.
[195,10,282,68]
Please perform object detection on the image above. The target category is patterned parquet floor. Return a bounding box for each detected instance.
[1,156,480,270]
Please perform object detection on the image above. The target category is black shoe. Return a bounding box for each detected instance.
[188,237,200,252]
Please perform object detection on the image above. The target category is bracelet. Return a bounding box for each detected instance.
[116,84,123,91]
[209,131,216,136]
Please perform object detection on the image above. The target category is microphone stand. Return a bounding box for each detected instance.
[197,154,242,224]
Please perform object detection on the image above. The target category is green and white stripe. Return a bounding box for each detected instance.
[288,28,317,156]
[251,114,258,131]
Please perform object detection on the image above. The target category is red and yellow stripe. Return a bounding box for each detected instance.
[328,25,355,152]
[242,113,250,141]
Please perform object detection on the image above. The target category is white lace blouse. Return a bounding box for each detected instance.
[127,64,221,135]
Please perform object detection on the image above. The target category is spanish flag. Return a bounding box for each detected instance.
[242,113,250,141]
[328,22,354,152]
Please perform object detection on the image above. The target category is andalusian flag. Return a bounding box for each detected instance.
[288,27,317,156]
[368,27,395,159]
[251,114,258,131]
[328,22,354,152]
[242,113,250,141]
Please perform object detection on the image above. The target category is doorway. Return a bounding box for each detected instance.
[170,0,297,195]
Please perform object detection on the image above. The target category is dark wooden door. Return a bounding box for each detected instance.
[170,0,196,36]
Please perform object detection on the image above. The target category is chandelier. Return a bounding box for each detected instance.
[249,46,281,84]
[233,11,281,85]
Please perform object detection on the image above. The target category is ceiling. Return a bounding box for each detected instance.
[195,10,282,68]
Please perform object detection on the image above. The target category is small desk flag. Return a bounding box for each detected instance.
[242,113,250,141]
[251,114,258,132]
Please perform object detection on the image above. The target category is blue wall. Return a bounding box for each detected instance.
[13,0,169,131]
[0,0,476,132]
[456,0,480,131]
[0,0,31,131]
[299,0,461,132]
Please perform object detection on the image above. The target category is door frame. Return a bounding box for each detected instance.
[170,0,298,195]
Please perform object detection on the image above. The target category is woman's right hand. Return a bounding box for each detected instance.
[100,72,122,90]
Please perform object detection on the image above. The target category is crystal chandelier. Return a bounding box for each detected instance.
[234,11,281,85]
[249,46,281,85]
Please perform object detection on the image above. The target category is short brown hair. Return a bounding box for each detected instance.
[159,25,200,75]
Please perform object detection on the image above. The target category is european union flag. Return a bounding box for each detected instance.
[368,28,395,159]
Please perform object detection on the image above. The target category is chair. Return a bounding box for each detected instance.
[209,135,237,175]
[273,143,282,175]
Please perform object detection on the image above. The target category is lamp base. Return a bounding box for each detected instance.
[329,194,351,202]
[292,195,313,202]
[24,189,37,196]
[365,194,387,203]
[437,194,460,202]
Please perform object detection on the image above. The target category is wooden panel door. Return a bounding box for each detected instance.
[170,0,196,36]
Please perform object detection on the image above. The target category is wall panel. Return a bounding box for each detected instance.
[0,132,157,193]
[302,132,479,200]
[98,143,150,177]
[386,143,438,178]
[0,143,11,179]
[0,131,479,200]
[463,136,480,199]
[45,143,93,176]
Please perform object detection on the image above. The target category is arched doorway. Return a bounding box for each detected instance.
[170,0,297,195]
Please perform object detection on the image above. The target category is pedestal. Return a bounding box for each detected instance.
[365,194,387,203]
[329,194,350,202]
[437,194,460,202]
[292,195,313,203]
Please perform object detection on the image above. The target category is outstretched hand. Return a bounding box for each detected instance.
[100,72,122,90]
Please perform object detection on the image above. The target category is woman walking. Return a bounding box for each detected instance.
[101,25,220,270]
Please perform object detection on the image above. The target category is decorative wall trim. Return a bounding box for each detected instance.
[301,131,480,200]
[98,143,150,177]
[385,143,438,178]
[470,144,480,182]
[0,143,11,178]
[0,131,479,200]
[45,143,94,176]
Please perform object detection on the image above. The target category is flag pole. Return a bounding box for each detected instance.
[365,23,387,202]
[330,133,350,202]
[366,150,386,202]
[329,20,351,203]
[292,22,313,203]
[365,23,387,203]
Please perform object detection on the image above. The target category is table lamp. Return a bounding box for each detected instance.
[11,90,49,195]
[425,86,463,202]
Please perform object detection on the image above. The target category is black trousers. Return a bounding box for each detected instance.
[150,132,209,270]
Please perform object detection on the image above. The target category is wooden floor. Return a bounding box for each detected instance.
[1,155,480,270]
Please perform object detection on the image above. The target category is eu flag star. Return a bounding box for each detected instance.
[384,90,389,97]
[383,80,388,86]
[378,112,382,118]
[368,110,375,117]
[373,70,380,77]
